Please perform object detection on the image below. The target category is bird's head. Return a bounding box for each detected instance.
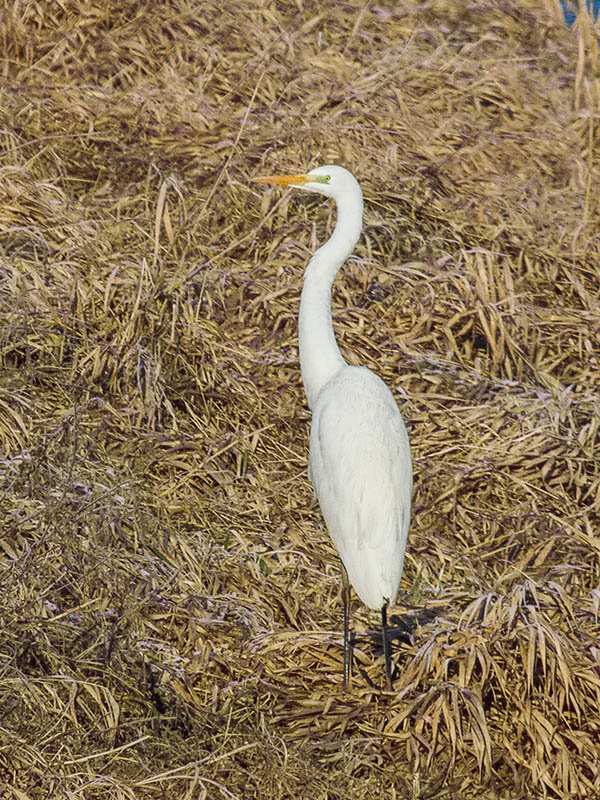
[254,164,361,202]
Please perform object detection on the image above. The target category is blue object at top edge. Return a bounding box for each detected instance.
[561,0,600,26]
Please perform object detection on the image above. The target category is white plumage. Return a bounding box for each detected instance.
[255,165,412,688]
[309,365,411,609]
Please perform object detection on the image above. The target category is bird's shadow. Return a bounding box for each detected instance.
[351,607,446,689]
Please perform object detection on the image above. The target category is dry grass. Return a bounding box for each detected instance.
[1,0,599,797]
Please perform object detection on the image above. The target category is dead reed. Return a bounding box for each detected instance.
[0,0,599,797]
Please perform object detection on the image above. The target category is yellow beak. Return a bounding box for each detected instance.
[253,173,310,186]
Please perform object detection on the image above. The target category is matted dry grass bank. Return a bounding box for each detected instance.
[1,0,599,797]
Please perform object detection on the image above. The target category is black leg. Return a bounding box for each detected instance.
[382,602,392,691]
[341,563,352,691]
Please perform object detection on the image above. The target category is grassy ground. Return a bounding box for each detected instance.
[1,0,599,797]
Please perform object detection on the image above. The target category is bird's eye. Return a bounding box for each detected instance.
[314,175,331,184]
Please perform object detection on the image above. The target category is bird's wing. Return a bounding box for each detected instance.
[309,366,412,609]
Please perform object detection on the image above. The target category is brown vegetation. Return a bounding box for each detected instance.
[1,0,599,797]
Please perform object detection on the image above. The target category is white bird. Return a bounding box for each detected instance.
[255,165,412,690]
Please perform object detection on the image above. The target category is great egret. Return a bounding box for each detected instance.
[255,165,412,690]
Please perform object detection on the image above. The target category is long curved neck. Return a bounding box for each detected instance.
[298,194,363,409]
